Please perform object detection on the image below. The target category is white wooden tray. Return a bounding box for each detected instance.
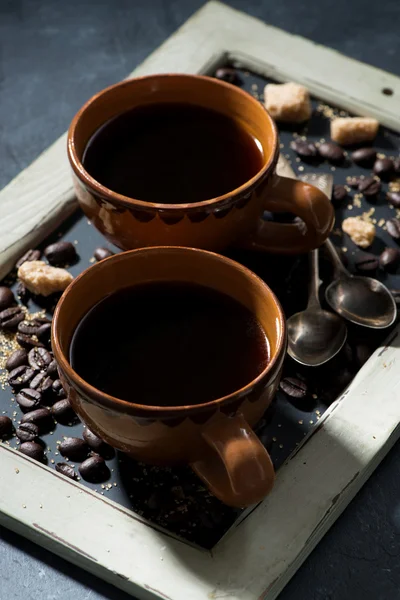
[1,3,399,599]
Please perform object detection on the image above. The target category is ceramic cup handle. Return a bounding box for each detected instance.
[239,175,335,254]
[190,414,275,508]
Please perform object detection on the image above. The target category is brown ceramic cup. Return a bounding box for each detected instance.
[68,74,334,254]
[52,247,286,508]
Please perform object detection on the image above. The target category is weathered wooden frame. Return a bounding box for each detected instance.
[0,2,399,599]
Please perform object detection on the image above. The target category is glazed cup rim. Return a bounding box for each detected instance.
[52,247,286,416]
[67,73,279,212]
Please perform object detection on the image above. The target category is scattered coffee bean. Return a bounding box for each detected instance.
[16,332,45,350]
[51,399,77,424]
[44,241,78,266]
[30,372,54,398]
[18,319,47,337]
[279,377,308,399]
[0,287,15,311]
[290,140,318,160]
[79,455,110,483]
[214,67,242,86]
[16,282,30,304]
[16,422,39,442]
[373,157,394,180]
[83,427,115,459]
[0,415,13,437]
[318,142,344,163]
[0,306,24,331]
[351,147,376,167]
[59,437,89,461]
[19,441,44,462]
[386,218,400,240]
[52,378,67,399]
[21,407,53,433]
[347,175,362,188]
[358,176,381,197]
[46,360,58,377]
[16,388,42,412]
[354,252,379,272]
[94,247,114,261]
[332,184,348,205]
[379,247,400,271]
[386,191,400,208]
[6,349,28,371]
[55,462,77,480]
[8,365,36,389]
[16,248,41,269]
[28,347,52,371]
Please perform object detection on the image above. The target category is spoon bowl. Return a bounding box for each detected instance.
[287,307,348,366]
[325,275,397,329]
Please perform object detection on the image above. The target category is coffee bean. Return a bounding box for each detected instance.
[214,67,242,86]
[16,422,39,442]
[358,176,381,197]
[354,252,379,272]
[290,140,318,160]
[59,437,89,461]
[19,441,44,462]
[36,323,52,346]
[332,185,348,205]
[83,427,115,459]
[79,455,110,483]
[351,147,377,167]
[18,319,46,337]
[16,388,42,412]
[318,142,344,163]
[52,378,67,399]
[386,218,400,239]
[379,247,400,272]
[55,462,77,480]
[21,407,53,433]
[8,365,36,389]
[16,282,30,304]
[16,249,41,269]
[30,372,54,398]
[373,157,394,180]
[387,191,400,208]
[347,176,362,188]
[44,241,77,266]
[0,306,24,331]
[94,247,114,261]
[0,415,13,437]
[28,347,52,371]
[6,349,28,371]
[16,332,45,350]
[52,399,77,424]
[0,287,15,311]
[46,360,58,377]
[279,377,308,399]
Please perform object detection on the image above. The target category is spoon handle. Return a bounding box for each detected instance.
[324,238,350,277]
[307,249,322,309]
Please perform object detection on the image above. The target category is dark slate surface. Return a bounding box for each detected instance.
[1,1,400,599]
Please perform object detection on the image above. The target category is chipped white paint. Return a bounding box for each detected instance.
[1,2,400,599]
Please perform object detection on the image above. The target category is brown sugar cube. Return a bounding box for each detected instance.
[330,117,379,146]
[342,217,376,248]
[18,261,73,296]
[264,82,312,123]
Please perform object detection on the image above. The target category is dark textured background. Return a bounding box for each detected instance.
[1,1,400,599]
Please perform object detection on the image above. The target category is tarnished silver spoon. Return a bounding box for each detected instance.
[287,248,348,366]
[325,238,397,329]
